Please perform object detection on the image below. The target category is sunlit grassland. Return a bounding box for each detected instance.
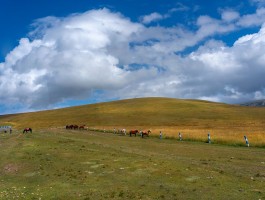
[88,126,265,147]
[1,97,265,146]
[0,129,264,199]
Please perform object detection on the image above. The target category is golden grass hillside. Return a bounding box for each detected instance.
[1,97,265,146]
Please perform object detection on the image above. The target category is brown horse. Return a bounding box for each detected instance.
[130,130,139,137]
[23,128,32,133]
[66,125,74,129]
[141,130,151,138]
[79,125,86,130]
[73,125,79,129]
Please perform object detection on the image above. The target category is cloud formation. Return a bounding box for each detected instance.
[1,7,265,113]
[140,12,165,24]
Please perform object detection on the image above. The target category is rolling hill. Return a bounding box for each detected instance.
[0,97,264,130]
[240,99,265,107]
[1,97,265,146]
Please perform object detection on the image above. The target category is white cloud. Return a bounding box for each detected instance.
[254,90,265,99]
[237,8,265,27]
[221,10,240,22]
[0,8,143,110]
[1,7,265,113]
[195,15,236,40]
[139,4,189,25]
[140,12,165,24]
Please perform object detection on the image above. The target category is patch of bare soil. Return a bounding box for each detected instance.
[3,164,19,174]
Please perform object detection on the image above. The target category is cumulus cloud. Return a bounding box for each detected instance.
[139,3,189,25]
[221,10,240,22]
[1,7,265,113]
[1,8,143,110]
[140,12,165,24]
[237,8,265,27]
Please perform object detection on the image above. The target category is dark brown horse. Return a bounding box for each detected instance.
[129,130,139,137]
[23,128,32,133]
[73,125,79,129]
[141,130,151,138]
[66,125,74,129]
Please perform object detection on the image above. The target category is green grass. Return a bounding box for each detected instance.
[0,129,264,199]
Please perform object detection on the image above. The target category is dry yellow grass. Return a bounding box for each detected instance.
[88,125,265,147]
[0,97,265,146]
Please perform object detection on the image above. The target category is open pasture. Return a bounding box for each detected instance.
[1,97,265,147]
[89,126,265,147]
[0,129,264,199]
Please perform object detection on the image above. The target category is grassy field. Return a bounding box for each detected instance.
[1,97,264,147]
[0,129,264,199]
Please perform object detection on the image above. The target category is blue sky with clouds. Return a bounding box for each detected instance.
[1,0,265,114]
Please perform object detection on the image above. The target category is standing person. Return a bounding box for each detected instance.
[208,133,211,144]
[113,128,116,134]
[179,132,182,141]
[10,128,12,134]
[244,135,250,147]
[140,130,143,137]
[159,131,162,139]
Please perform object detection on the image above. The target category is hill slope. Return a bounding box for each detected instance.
[1,97,265,131]
[240,99,265,107]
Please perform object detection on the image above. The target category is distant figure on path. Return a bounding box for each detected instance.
[208,133,211,143]
[244,135,250,147]
[159,131,162,139]
[113,128,116,134]
[179,132,182,141]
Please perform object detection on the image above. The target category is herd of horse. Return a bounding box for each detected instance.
[21,126,151,138]
[66,124,86,130]
[65,125,151,138]
[129,129,151,138]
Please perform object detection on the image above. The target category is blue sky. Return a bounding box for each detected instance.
[1,0,265,114]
